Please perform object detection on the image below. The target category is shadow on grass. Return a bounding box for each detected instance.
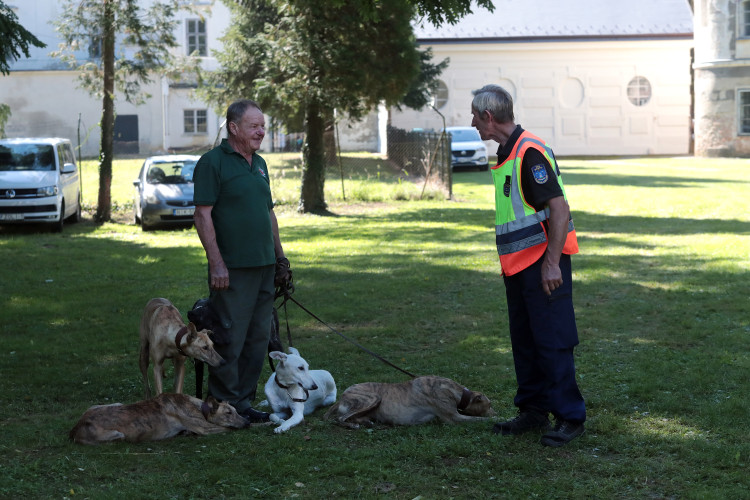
[1,193,749,498]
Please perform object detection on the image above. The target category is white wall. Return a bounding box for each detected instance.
[0,0,230,157]
[389,39,693,156]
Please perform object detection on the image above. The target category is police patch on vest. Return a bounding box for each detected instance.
[531,164,549,184]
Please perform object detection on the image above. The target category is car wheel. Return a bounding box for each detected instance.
[51,201,64,233]
[134,207,141,225]
[67,194,82,223]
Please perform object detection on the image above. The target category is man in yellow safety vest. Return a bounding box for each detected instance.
[471,84,586,447]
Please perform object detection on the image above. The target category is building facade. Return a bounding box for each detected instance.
[0,0,230,157]
[1,0,698,158]
[693,0,750,157]
[389,0,694,156]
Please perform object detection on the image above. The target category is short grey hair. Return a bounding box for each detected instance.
[226,99,262,136]
[472,85,514,123]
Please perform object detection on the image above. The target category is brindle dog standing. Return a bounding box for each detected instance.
[69,393,248,445]
[139,298,224,398]
[325,375,495,428]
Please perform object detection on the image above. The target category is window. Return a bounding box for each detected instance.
[627,76,651,106]
[431,80,449,109]
[739,90,750,135]
[742,1,750,37]
[184,109,207,134]
[88,35,101,59]
[186,19,207,56]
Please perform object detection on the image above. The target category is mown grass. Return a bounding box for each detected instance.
[0,154,748,499]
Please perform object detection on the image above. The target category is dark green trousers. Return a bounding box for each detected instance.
[207,265,274,413]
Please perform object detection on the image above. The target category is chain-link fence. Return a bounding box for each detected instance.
[386,126,452,199]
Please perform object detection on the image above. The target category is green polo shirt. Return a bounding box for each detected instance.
[193,139,275,269]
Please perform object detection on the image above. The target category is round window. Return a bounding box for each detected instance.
[431,80,449,109]
[627,76,651,106]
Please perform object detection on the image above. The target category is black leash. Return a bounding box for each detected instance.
[277,293,417,379]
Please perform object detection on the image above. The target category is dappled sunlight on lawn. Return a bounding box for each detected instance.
[627,414,711,441]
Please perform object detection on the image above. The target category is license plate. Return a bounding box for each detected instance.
[0,213,23,221]
[173,208,195,217]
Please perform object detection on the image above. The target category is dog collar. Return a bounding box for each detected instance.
[175,326,189,356]
[274,376,309,403]
[457,387,472,412]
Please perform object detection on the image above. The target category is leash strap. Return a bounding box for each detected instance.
[279,294,417,379]
[282,296,294,348]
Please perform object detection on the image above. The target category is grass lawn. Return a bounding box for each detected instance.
[0,153,748,499]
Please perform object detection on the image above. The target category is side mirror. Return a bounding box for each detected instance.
[133,179,141,187]
[61,163,76,174]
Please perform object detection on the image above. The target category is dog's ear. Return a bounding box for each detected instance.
[269,351,287,362]
[201,400,213,419]
[186,322,198,341]
[287,346,300,357]
[205,396,220,411]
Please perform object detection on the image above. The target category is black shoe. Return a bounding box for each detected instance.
[540,419,585,447]
[492,410,550,435]
[239,407,270,423]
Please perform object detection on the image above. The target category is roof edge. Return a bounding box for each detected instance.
[417,33,694,44]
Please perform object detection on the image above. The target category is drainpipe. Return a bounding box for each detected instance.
[161,76,169,153]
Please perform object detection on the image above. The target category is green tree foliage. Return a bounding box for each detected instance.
[51,0,183,222]
[0,1,46,137]
[0,1,46,76]
[0,103,10,138]
[201,0,491,214]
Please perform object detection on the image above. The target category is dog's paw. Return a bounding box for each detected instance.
[258,400,269,408]
[269,414,284,424]
[274,425,290,434]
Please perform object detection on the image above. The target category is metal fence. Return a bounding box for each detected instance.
[386,126,452,199]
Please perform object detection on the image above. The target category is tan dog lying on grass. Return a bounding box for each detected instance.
[69,393,248,445]
[324,375,494,428]
[139,298,224,398]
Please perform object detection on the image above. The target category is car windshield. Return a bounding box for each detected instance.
[146,160,196,184]
[0,144,55,172]
[449,129,481,142]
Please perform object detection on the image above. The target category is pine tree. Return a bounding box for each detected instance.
[200,0,492,213]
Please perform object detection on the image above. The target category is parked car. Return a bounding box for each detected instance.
[446,126,489,171]
[0,137,82,232]
[133,155,199,231]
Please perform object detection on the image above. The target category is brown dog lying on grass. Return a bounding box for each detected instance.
[69,393,248,445]
[324,375,495,428]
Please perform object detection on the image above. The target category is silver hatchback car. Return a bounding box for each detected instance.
[133,155,199,230]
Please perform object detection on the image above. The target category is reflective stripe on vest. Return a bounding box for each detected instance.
[492,131,578,275]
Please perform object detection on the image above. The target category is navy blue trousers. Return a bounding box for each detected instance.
[503,254,586,423]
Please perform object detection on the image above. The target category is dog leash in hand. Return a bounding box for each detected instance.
[278,293,417,379]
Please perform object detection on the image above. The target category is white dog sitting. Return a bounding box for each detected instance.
[262,347,336,433]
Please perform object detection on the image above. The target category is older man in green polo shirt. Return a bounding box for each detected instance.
[193,99,289,423]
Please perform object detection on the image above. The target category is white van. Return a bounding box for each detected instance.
[0,138,82,232]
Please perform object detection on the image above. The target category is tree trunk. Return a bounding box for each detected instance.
[95,0,115,223]
[298,100,328,214]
